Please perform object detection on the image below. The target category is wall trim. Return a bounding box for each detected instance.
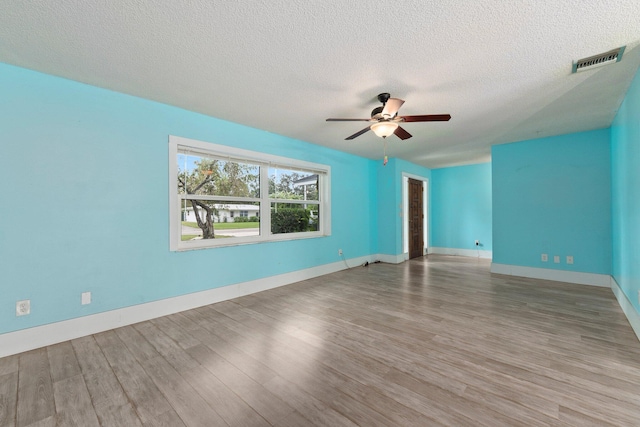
[0,257,370,358]
[490,263,611,287]
[376,253,406,264]
[429,247,493,259]
[610,277,640,342]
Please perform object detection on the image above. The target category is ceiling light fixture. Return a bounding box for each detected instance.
[370,121,398,138]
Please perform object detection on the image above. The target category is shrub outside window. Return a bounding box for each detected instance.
[169,136,330,250]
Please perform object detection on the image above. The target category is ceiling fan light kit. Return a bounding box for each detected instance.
[371,121,398,138]
[326,92,451,141]
[326,92,452,164]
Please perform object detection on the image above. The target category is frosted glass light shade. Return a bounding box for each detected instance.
[371,121,398,138]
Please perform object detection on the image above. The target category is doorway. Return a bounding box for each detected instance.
[408,178,424,259]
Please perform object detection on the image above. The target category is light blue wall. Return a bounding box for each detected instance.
[492,129,611,274]
[376,158,432,256]
[611,66,640,313]
[0,63,377,334]
[431,163,492,251]
[376,158,398,255]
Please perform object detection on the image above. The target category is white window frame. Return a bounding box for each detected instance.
[169,135,331,251]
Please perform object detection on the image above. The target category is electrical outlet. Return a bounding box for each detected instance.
[541,253,548,262]
[474,240,479,246]
[553,255,560,264]
[338,249,343,256]
[566,255,574,265]
[82,292,91,305]
[16,300,30,316]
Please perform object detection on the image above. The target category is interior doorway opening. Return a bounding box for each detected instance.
[403,174,428,259]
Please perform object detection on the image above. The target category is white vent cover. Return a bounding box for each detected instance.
[572,46,625,73]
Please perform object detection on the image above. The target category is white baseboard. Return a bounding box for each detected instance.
[375,253,406,264]
[429,247,493,259]
[0,257,369,358]
[610,277,640,342]
[490,263,611,287]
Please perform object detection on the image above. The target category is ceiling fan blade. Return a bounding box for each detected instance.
[345,126,371,140]
[400,114,451,122]
[381,98,405,117]
[394,126,412,140]
[326,118,371,122]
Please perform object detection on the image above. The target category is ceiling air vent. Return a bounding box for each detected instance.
[572,46,625,73]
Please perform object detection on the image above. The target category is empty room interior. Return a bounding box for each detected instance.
[2,1,640,426]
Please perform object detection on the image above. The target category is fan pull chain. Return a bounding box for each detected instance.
[383,138,388,166]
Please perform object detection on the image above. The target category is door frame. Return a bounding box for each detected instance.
[402,173,429,260]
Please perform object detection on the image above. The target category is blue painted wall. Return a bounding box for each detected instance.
[611,65,640,313]
[0,63,377,334]
[431,163,492,251]
[492,130,611,274]
[376,158,399,256]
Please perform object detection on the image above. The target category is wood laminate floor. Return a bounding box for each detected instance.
[2,255,640,426]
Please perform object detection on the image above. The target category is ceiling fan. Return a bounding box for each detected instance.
[326,93,451,140]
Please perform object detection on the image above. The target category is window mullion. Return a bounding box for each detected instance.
[182,194,260,203]
[260,165,270,237]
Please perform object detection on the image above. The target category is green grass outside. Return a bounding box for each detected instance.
[182,221,259,229]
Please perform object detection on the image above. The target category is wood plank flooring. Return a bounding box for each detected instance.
[2,255,640,426]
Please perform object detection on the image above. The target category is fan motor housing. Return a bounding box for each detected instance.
[377,93,391,104]
[371,106,384,119]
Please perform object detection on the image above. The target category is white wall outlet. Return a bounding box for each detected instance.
[338,249,343,256]
[566,255,574,265]
[474,240,479,246]
[81,291,92,305]
[16,300,30,316]
[553,255,560,264]
[541,253,548,262]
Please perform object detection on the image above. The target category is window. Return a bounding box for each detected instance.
[169,135,331,250]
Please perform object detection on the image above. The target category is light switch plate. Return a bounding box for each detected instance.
[81,292,91,305]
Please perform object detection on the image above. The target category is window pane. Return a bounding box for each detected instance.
[180,200,260,241]
[271,203,318,234]
[178,153,260,197]
[268,168,318,201]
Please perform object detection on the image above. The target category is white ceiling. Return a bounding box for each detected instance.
[1,1,639,168]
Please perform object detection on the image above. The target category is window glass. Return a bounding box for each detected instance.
[179,200,260,241]
[178,154,259,197]
[271,203,319,234]
[269,167,319,201]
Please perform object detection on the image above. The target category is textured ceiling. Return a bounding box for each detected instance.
[1,1,639,168]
